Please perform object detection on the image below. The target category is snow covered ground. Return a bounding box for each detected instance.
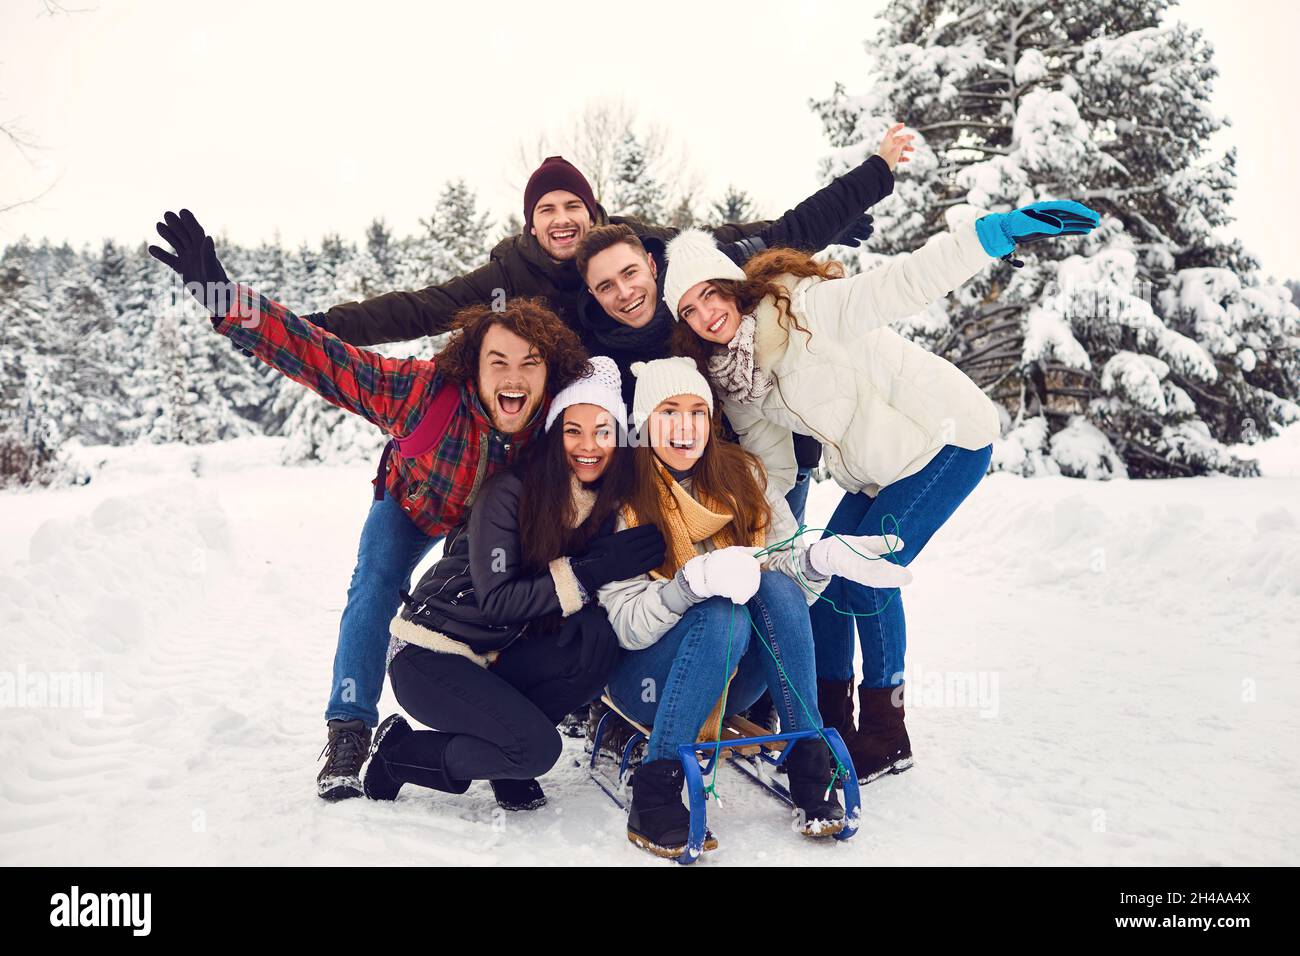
[2,433,1298,866]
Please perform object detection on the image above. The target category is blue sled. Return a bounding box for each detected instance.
[589,708,861,865]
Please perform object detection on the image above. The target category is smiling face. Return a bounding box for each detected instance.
[585,242,660,328]
[648,393,711,472]
[678,281,742,345]
[476,323,548,433]
[561,403,619,483]
[531,189,593,261]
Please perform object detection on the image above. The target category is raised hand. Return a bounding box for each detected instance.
[831,213,875,249]
[877,122,916,172]
[975,200,1101,266]
[147,209,235,318]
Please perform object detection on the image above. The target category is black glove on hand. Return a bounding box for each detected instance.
[830,213,874,249]
[569,524,667,594]
[554,604,621,675]
[147,209,235,320]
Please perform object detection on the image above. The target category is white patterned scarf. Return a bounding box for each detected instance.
[707,314,773,405]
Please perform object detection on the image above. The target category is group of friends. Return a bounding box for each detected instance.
[147,123,1100,858]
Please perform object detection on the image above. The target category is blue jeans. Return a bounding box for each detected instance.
[607,572,823,763]
[809,444,992,688]
[325,492,443,726]
[785,466,813,526]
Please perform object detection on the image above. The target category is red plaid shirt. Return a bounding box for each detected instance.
[217,284,542,537]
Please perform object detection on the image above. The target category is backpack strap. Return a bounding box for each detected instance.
[395,382,461,459]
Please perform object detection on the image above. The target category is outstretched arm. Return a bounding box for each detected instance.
[307,258,512,347]
[804,199,1100,337]
[148,209,443,438]
[721,123,913,264]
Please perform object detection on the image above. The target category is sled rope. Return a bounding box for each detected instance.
[703,513,904,803]
[755,512,905,619]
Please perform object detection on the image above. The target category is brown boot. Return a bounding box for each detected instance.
[816,678,857,745]
[850,683,913,784]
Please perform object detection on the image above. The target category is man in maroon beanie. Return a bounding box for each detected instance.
[522,155,599,262]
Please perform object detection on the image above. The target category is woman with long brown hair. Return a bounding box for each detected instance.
[364,357,666,812]
[662,201,1099,785]
[596,358,912,858]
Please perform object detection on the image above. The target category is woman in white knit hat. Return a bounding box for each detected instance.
[366,356,668,814]
[596,357,912,859]
[661,199,1100,786]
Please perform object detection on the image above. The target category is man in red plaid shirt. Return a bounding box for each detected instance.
[149,208,593,802]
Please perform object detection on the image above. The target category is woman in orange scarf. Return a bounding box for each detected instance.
[597,358,912,858]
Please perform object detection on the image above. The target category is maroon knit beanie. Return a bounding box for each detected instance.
[523,156,597,231]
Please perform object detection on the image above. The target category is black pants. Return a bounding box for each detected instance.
[388,627,612,782]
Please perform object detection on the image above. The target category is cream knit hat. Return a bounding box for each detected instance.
[629,357,714,429]
[545,355,627,432]
[663,228,746,320]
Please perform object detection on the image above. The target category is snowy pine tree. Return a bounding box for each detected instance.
[812,0,1300,478]
[709,185,759,227]
[611,132,666,224]
[668,195,698,230]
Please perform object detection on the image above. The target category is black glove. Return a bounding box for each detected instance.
[554,604,621,675]
[830,213,874,249]
[147,209,235,319]
[569,524,667,594]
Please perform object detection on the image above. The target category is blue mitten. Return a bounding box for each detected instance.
[975,200,1100,266]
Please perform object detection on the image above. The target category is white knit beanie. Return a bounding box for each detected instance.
[629,357,714,429]
[545,355,628,432]
[663,228,746,320]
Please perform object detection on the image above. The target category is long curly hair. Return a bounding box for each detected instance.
[669,247,844,366]
[433,297,591,397]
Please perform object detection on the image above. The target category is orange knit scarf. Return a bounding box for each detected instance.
[620,460,764,579]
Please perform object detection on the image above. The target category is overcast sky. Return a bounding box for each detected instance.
[1,0,1296,280]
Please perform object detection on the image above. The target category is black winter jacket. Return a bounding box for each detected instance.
[394,470,599,656]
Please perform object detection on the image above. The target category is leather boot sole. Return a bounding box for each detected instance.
[797,817,847,838]
[627,828,719,858]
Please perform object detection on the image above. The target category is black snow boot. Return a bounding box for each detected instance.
[627,759,716,858]
[317,718,372,802]
[739,690,780,734]
[363,714,472,801]
[490,778,547,811]
[586,699,645,767]
[558,703,591,739]
[784,738,846,838]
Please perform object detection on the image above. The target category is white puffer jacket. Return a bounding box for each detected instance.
[728,211,1001,496]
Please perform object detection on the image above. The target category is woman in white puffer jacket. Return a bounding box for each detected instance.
[663,198,1099,785]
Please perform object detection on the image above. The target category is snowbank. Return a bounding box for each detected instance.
[1,440,1296,865]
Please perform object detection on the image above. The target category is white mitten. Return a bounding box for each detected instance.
[807,534,912,589]
[681,546,762,604]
